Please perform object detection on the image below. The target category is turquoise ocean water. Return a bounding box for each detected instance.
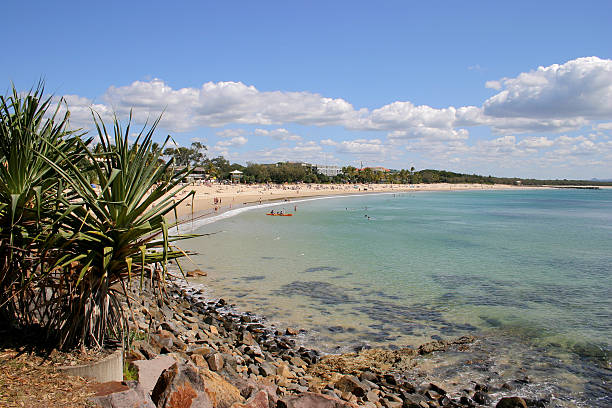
[182,189,611,406]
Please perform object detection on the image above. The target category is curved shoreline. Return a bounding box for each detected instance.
[172,183,540,232]
[177,191,398,232]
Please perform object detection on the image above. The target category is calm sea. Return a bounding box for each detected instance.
[181,189,612,406]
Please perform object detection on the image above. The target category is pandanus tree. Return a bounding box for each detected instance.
[1,83,197,350]
[0,84,86,327]
[42,112,195,349]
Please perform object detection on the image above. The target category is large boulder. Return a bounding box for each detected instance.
[150,330,177,352]
[231,391,269,408]
[151,362,244,408]
[226,375,278,407]
[190,353,210,369]
[200,367,245,408]
[89,380,155,408]
[401,393,428,408]
[132,355,177,395]
[334,375,367,397]
[207,353,224,371]
[278,392,358,408]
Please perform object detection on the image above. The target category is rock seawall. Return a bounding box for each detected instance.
[90,281,550,408]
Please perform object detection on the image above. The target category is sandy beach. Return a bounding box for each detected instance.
[171,182,534,220]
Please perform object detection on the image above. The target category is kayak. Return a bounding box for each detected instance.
[266,213,293,216]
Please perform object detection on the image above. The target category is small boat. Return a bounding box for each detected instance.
[266,213,293,216]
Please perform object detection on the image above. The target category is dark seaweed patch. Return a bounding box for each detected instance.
[242,275,266,281]
[432,274,527,309]
[273,281,353,304]
[455,323,478,331]
[481,316,503,327]
[304,266,341,273]
[327,326,345,333]
[440,292,459,301]
[273,280,486,340]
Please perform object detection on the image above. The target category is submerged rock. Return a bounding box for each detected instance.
[186,269,208,277]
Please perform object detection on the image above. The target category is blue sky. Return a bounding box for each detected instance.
[4,1,612,178]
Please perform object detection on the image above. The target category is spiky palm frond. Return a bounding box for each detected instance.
[1,83,198,350]
[0,83,87,326]
[41,111,195,349]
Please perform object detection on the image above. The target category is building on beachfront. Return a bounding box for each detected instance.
[173,166,208,182]
[315,164,343,177]
[230,169,243,183]
[262,161,315,170]
[281,161,314,170]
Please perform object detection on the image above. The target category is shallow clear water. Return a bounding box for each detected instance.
[181,189,612,406]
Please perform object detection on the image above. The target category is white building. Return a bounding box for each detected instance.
[316,164,342,177]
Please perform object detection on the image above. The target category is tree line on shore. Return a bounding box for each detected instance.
[165,143,612,186]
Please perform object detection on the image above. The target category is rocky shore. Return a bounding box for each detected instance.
[91,279,553,408]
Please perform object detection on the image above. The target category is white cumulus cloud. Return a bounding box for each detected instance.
[100,79,361,131]
[246,141,332,164]
[388,128,469,141]
[54,56,612,172]
[254,128,302,141]
[483,57,612,120]
[216,128,246,138]
[215,136,248,148]
[595,122,612,131]
[517,136,555,149]
[333,139,388,155]
[485,80,502,90]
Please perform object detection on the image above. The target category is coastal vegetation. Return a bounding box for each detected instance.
[0,84,195,350]
[162,142,612,186]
